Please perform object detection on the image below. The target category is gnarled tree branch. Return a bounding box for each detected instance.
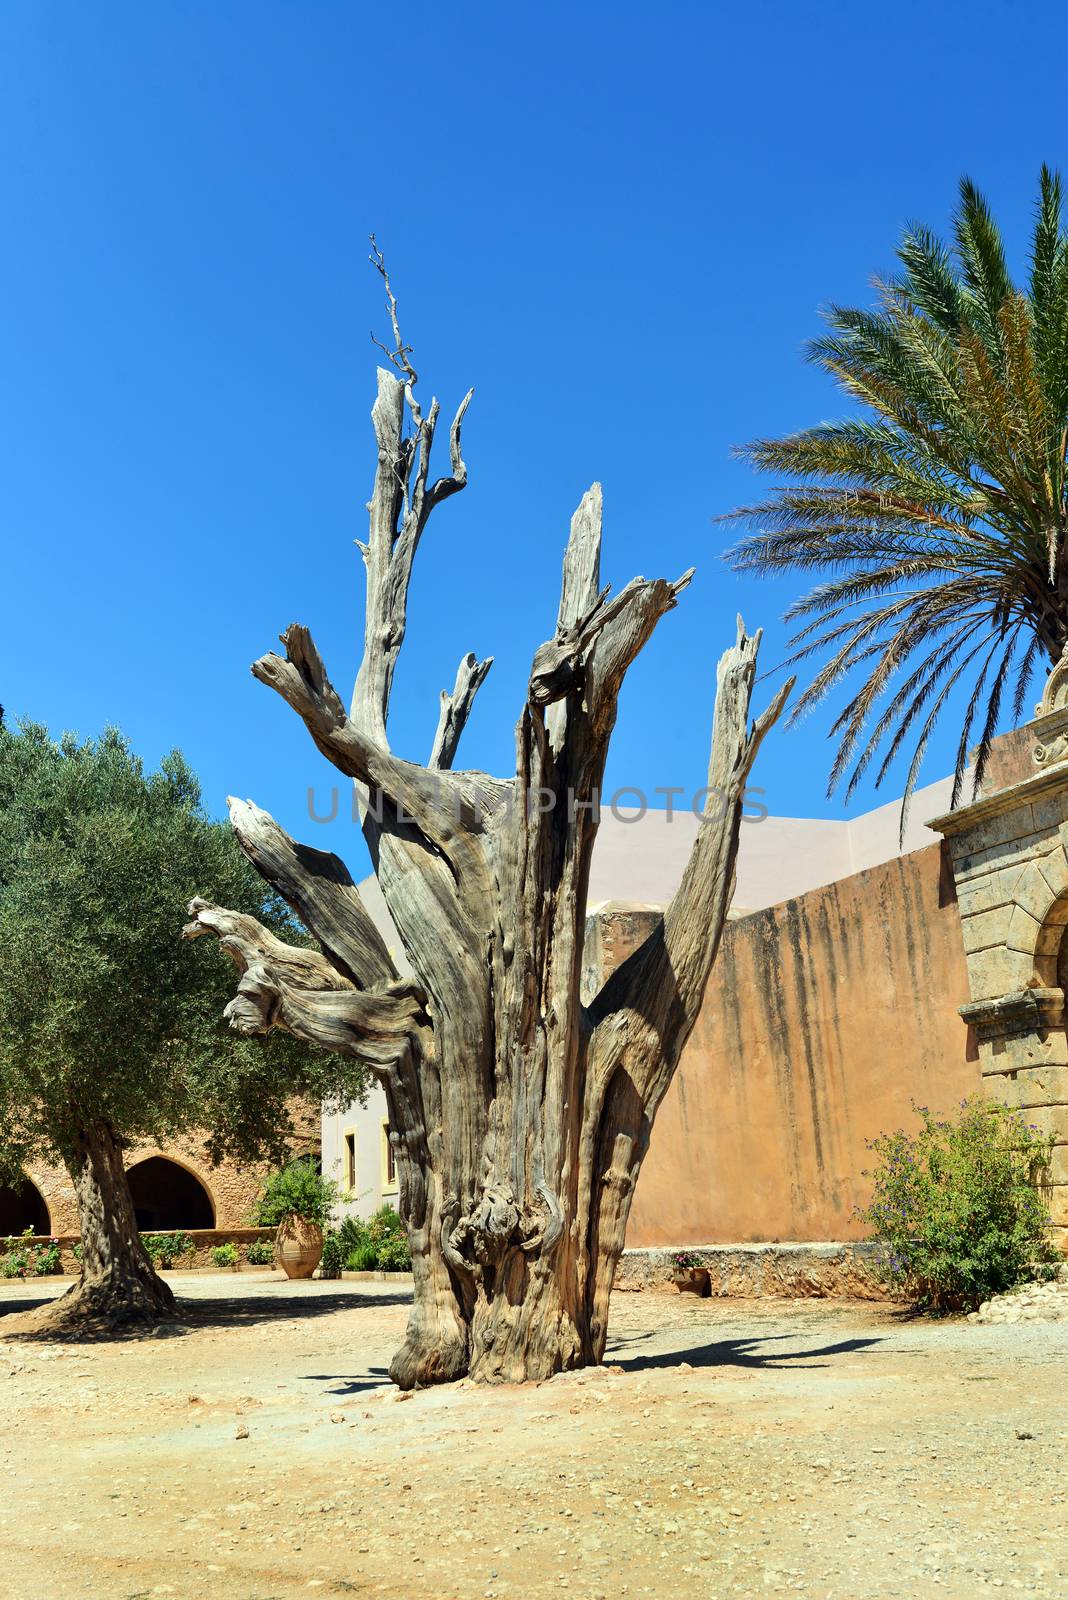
[429,651,493,771]
[183,899,427,1069]
[226,797,397,989]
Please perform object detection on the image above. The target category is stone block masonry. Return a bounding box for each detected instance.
[930,667,1068,1256]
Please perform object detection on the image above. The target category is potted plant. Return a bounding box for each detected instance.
[671,1250,712,1297]
[252,1160,338,1280]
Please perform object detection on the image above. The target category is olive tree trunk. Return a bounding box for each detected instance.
[185,278,789,1386]
[40,1122,174,1330]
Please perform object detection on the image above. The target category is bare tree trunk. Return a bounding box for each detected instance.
[186,256,790,1385]
[32,1122,174,1332]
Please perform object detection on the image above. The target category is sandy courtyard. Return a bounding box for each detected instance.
[1,1274,1066,1599]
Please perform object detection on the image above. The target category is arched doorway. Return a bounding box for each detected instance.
[0,1175,51,1237]
[126,1157,215,1231]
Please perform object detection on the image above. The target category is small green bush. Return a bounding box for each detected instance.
[338,1205,411,1271]
[858,1097,1058,1312]
[375,1232,412,1271]
[1,1229,62,1278]
[141,1231,195,1269]
[33,1240,62,1275]
[253,1160,338,1228]
[1,1231,31,1278]
[319,1231,344,1279]
[245,1239,274,1266]
[210,1242,238,1268]
[335,1215,367,1258]
[345,1239,378,1272]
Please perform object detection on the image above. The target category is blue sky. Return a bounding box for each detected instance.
[3,2,1065,868]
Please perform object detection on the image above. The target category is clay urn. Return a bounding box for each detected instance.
[276,1214,324,1279]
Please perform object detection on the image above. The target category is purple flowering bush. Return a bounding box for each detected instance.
[857,1097,1057,1312]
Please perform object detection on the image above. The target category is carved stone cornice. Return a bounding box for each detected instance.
[928,757,1068,837]
[959,986,1064,1041]
[1030,704,1068,771]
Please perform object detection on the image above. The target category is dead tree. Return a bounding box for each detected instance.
[186,253,790,1387]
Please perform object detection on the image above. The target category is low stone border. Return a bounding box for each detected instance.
[338,1269,414,1283]
[615,1242,897,1300]
[0,1226,277,1276]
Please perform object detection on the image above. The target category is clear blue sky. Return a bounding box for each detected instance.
[3,2,1065,867]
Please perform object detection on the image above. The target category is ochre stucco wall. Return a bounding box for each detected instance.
[624,841,981,1246]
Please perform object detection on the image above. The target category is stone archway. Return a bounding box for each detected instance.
[932,717,1068,1250]
[0,1174,52,1237]
[126,1156,215,1231]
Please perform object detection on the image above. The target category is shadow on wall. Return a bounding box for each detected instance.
[126,1156,215,1231]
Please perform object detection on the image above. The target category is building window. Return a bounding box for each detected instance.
[344,1131,356,1193]
[381,1121,397,1191]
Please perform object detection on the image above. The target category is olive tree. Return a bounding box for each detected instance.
[188,255,789,1385]
[0,722,365,1329]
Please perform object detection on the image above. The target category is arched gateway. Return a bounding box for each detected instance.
[931,661,1068,1252]
[126,1155,215,1231]
[0,1174,51,1236]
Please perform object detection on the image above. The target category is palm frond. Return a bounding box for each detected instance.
[724,170,1068,825]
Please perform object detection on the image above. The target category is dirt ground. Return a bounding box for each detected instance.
[1,1275,1066,1600]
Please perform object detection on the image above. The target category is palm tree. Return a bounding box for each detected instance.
[726,170,1068,829]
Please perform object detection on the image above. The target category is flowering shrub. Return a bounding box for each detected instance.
[0,1228,62,1278]
[141,1231,195,1269]
[672,1250,705,1272]
[858,1098,1058,1311]
[33,1239,62,1275]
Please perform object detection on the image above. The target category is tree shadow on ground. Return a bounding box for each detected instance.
[609,1330,885,1372]
[297,1368,393,1397]
[0,1287,413,1344]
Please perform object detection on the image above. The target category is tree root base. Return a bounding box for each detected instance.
[0,1274,177,1341]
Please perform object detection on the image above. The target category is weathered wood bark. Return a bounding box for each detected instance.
[34,1122,175,1331]
[187,267,790,1385]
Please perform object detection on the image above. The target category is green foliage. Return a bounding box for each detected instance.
[0,1245,28,1278]
[339,1205,411,1271]
[253,1159,338,1228]
[0,1227,61,1278]
[726,171,1068,830]
[210,1242,238,1268]
[319,1230,345,1279]
[0,721,369,1181]
[345,1239,378,1272]
[375,1232,412,1271]
[141,1231,195,1269]
[33,1239,62,1275]
[245,1238,274,1266]
[857,1097,1058,1311]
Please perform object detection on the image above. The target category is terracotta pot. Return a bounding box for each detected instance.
[673,1266,712,1298]
[275,1216,323,1280]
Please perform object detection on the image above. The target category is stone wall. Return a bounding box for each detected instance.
[594,840,981,1247]
[15,1097,321,1238]
[0,1227,276,1276]
[931,750,1068,1252]
[615,1243,892,1300]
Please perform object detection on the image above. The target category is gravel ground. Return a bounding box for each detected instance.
[1,1274,1066,1599]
